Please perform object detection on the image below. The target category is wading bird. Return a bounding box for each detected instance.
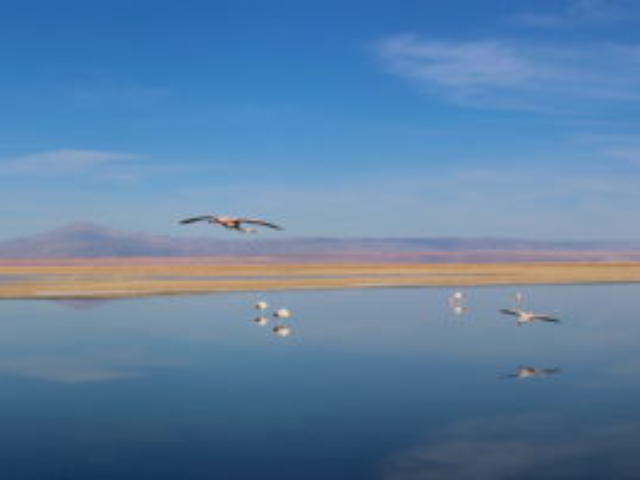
[450,290,465,302]
[273,308,291,319]
[500,307,560,325]
[255,301,269,311]
[179,215,283,233]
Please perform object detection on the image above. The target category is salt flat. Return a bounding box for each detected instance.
[1,260,640,298]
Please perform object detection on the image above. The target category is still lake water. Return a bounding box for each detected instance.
[1,284,639,479]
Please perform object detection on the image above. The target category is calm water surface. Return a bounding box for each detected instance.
[1,284,639,479]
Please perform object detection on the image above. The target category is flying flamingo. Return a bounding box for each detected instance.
[179,215,283,233]
[499,307,560,325]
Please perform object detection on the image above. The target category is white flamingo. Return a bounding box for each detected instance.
[449,290,465,304]
[274,308,291,319]
[255,301,269,311]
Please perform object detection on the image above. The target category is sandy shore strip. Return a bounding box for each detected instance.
[1,261,640,299]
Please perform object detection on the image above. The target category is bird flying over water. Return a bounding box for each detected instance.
[179,215,283,233]
[500,308,560,325]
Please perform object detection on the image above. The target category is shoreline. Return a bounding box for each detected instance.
[2,261,640,299]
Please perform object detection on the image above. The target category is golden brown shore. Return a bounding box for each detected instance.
[2,258,640,299]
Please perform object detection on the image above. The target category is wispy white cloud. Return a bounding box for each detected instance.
[377,35,640,111]
[379,38,538,88]
[571,133,640,167]
[381,416,640,480]
[0,357,139,383]
[0,149,142,176]
[69,85,172,107]
[55,67,173,107]
[603,147,640,165]
[512,12,569,29]
[169,157,640,240]
[0,346,188,383]
[513,0,638,28]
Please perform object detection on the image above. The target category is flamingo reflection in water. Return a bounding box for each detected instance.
[501,366,561,379]
[272,325,292,337]
[448,290,467,315]
[272,308,293,337]
[254,316,269,326]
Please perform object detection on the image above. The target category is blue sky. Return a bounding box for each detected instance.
[1,0,640,240]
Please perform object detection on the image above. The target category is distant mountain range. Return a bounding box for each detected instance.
[1,222,640,262]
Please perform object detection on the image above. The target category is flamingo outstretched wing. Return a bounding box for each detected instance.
[237,218,283,230]
[179,215,215,224]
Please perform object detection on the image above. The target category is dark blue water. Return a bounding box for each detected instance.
[0,284,639,479]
